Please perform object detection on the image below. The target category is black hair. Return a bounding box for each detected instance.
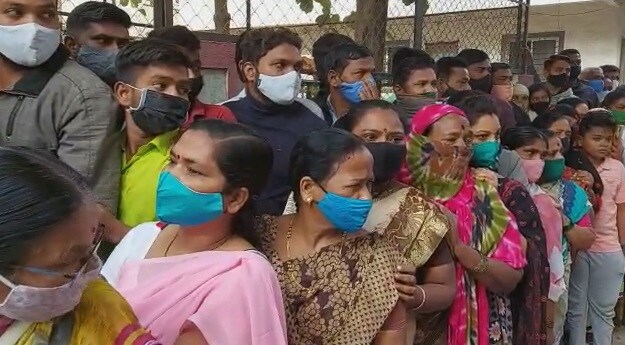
[559,48,580,57]
[544,55,571,70]
[116,38,192,84]
[454,94,499,125]
[557,97,587,109]
[542,129,558,140]
[333,100,402,132]
[235,27,302,82]
[312,33,354,89]
[601,65,620,74]
[323,43,372,79]
[578,109,617,137]
[289,128,366,206]
[602,89,625,108]
[528,82,552,99]
[501,126,547,151]
[551,104,577,118]
[563,122,605,204]
[187,119,273,247]
[392,56,436,88]
[436,57,468,81]
[457,49,490,66]
[392,48,434,67]
[532,111,567,130]
[66,1,131,36]
[491,62,511,75]
[0,148,90,275]
[147,25,201,52]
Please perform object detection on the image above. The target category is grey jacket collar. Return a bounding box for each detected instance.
[8,46,69,97]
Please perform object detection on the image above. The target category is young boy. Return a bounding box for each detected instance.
[567,110,625,345]
[114,38,192,228]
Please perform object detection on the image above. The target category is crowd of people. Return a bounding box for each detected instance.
[1,0,625,344]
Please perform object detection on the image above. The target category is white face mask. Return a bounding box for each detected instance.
[257,70,301,105]
[0,22,61,67]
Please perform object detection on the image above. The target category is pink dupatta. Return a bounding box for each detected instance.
[115,250,288,345]
[444,173,526,345]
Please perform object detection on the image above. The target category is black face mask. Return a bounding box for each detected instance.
[442,87,460,99]
[561,137,571,154]
[530,101,550,114]
[188,76,204,104]
[365,142,407,183]
[469,74,492,93]
[570,65,582,80]
[547,73,569,88]
[130,88,190,136]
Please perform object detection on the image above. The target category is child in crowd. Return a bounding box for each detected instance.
[567,110,625,345]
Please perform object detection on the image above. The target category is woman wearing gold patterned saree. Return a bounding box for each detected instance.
[259,128,406,344]
[332,100,456,345]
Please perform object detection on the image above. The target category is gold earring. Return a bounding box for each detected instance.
[306,197,313,204]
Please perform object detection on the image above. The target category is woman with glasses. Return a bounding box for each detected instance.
[102,120,287,345]
[0,147,158,344]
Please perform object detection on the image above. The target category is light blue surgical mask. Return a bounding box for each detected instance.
[471,140,501,170]
[156,171,224,226]
[339,77,375,104]
[586,79,605,94]
[316,189,372,233]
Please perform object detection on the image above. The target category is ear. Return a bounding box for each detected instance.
[393,84,404,94]
[241,62,257,83]
[328,70,341,88]
[64,36,79,58]
[224,187,249,215]
[114,81,133,108]
[299,176,322,205]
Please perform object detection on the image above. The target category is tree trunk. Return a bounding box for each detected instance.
[213,0,231,33]
[354,0,389,69]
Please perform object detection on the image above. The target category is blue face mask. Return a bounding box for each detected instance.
[471,140,501,169]
[156,171,224,226]
[339,77,375,104]
[587,79,605,94]
[316,190,373,233]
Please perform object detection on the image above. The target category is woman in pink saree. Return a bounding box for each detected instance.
[101,120,287,345]
[401,104,527,345]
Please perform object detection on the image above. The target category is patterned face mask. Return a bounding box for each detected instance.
[405,133,472,202]
[0,255,101,322]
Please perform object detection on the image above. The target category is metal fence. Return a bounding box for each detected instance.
[57,0,530,71]
[57,0,155,36]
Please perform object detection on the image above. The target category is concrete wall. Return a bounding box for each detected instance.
[528,1,624,68]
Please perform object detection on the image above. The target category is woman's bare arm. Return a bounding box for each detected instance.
[373,301,407,345]
[174,325,209,345]
[455,244,523,294]
[395,242,456,313]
